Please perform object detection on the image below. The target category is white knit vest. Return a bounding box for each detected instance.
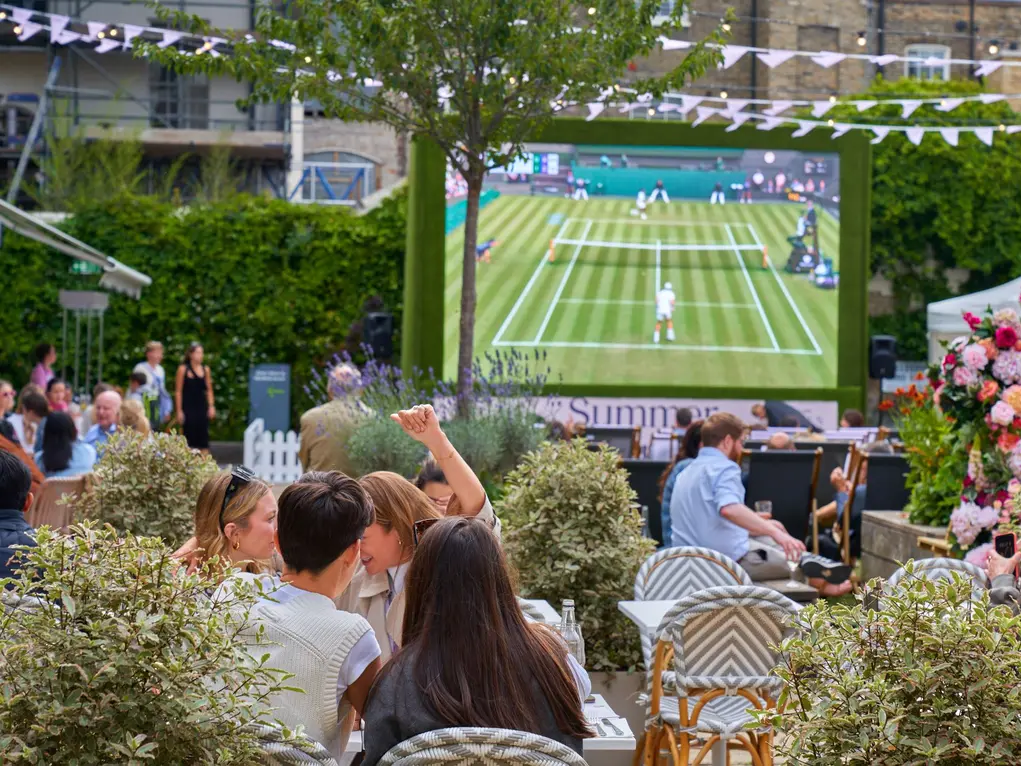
[246,588,372,760]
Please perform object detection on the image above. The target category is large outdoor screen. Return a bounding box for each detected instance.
[443,143,841,388]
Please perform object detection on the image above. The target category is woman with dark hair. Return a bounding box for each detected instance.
[30,343,57,390]
[657,420,704,548]
[362,516,592,764]
[413,461,451,511]
[34,411,96,478]
[175,342,215,451]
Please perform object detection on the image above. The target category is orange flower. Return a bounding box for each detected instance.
[878,400,895,412]
[999,432,1021,452]
[915,371,926,381]
[980,338,999,360]
[979,379,1000,402]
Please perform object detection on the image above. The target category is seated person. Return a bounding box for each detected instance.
[765,432,795,451]
[0,451,37,584]
[671,412,852,596]
[34,412,97,479]
[243,471,381,760]
[658,421,704,548]
[816,441,894,561]
[0,419,44,496]
[126,371,148,402]
[840,408,865,428]
[989,549,1021,613]
[362,517,592,765]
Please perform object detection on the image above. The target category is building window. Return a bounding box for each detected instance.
[149,65,210,129]
[301,150,378,203]
[646,0,689,27]
[904,45,951,81]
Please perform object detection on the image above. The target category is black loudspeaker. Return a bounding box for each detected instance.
[869,335,897,380]
[364,312,394,359]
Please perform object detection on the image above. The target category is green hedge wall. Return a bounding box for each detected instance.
[0,192,406,439]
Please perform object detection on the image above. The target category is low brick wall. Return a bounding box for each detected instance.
[861,511,948,581]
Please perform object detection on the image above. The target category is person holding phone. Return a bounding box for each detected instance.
[988,543,1021,613]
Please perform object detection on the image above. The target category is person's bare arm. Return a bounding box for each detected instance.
[206,366,215,420]
[175,366,185,422]
[391,405,486,516]
[344,657,382,716]
[721,503,805,560]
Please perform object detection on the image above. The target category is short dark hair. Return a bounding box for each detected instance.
[0,419,19,445]
[46,377,65,394]
[20,392,49,418]
[841,408,865,428]
[34,343,54,363]
[675,408,693,428]
[276,471,374,574]
[129,371,148,386]
[0,450,32,512]
[414,462,446,491]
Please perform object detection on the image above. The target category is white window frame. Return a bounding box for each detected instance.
[648,0,690,28]
[904,44,951,81]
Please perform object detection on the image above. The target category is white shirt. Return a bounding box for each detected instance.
[656,288,676,315]
[636,191,647,206]
[133,361,167,396]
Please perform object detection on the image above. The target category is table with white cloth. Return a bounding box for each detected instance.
[346,694,635,755]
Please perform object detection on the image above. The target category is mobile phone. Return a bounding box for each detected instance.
[994,532,1019,579]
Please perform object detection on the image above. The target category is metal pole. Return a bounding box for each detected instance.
[968,0,977,80]
[97,310,104,384]
[74,312,81,394]
[61,307,68,382]
[85,310,93,396]
[6,57,62,204]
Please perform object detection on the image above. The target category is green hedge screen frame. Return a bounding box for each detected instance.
[403,117,871,413]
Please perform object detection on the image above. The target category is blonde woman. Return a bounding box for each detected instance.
[175,467,279,577]
[337,404,498,663]
[119,399,151,437]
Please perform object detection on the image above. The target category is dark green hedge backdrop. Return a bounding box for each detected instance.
[1,192,406,439]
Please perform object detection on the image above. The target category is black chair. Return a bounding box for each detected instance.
[862,454,910,511]
[621,459,670,546]
[794,441,851,508]
[581,425,640,458]
[743,449,822,545]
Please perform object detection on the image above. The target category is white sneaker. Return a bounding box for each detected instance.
[641,212,647,220]
[667,328,675,341]
[653,331,660,343]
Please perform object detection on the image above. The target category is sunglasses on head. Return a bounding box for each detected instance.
[413,517,442,547]
[220,465,256,531]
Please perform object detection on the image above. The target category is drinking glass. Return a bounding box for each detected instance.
[754,500,772,518]
[786,553,800,588]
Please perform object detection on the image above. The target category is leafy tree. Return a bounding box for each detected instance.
[137,0,727,406]
[828,78,1021,358]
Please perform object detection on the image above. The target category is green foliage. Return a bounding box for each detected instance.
[441,416,505,478]
[764,570,1021,764]
[830,78,1021,359]
[195,142,245,204]
[347,416,428,478]
[500,439,655,671]
[70,430,219,546]
[0,190,406,438]
[0,523,294,764]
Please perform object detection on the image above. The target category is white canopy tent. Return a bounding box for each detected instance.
[927,277,1021,362]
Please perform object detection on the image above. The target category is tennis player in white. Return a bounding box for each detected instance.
[654,281,676,343]
[634,188,648,220]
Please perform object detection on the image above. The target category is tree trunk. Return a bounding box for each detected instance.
[456,172,483,417]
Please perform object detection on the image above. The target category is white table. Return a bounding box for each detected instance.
[618,599,677,636]
[522,598,561,624]
[347,694,634,754]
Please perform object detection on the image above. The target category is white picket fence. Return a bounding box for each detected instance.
[243,418,303,484]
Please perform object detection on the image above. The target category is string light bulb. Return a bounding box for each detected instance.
[0,11,7,19]
[304,55,312,63]
[827,119,834,127]
[989,41,1000,55]
[13,25,22,34]
[109,28,117,36]
[829,95,837,103]
[509,76,516,84]
[588,6,596,15]
[720,90,728,99]
[1000,123,1007,132]
[648,107,656,116]
[721,21,731,32]
[856,31,867,47]
[96,31,105,38]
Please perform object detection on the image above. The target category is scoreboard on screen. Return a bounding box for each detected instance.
[492,152,560,176]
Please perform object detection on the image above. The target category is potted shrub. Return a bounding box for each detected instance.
[763,569,1021,764]
[500,438,655,672]
[0,524,296,763]
[70,430,219,546]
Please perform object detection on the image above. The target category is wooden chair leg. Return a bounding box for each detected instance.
[633,731,647,766]
[691,734,718,765]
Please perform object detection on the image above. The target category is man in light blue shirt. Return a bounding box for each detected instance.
[83,390,122,457]
[671,412,852,596]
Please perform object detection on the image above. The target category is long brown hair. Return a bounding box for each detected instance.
[358,471,441,548]
[658,420,704,499]
[192,471,272,575]
[392,516,591,738]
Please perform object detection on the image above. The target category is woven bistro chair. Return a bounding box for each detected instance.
[644,586,799,766]
[27,474,89,531]
[378,728,588,766]
[247,721,338,765]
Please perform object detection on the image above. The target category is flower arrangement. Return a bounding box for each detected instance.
[930,302,1021,555]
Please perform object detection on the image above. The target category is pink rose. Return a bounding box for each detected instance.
[953,366,978,388]
[992,400,1016,426]
[963,343,990,371]
[965,542,994,568]
[963,312,982,330]
[997,325,1019,349]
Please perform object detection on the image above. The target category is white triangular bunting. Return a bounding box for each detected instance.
[935,98,964,112]
[758,49,797,68]
[55,29,81,44]
[49,15,70,44]
[870,54,899,66]
[1008,126,1021,135]
[939,128,960,146]
[978,94,1005,104]
[586,103,605,121]
[636,92,653,103]
[974,127,994,146]
[17,21,42,41]
[763,100,793,116]
[811,101,834,118]
[871,126,890,144]
[725,113,753,131]
[86,21,106,41]
[10,8,32,24]
[95,38,122,53]
[791,121,814,138]
[811,52,846,68]
[975,61,1003,78]
[691,106,718,127]
[678,95,703,115]
[159,30,184,48]
[901,100,922,118]
[657,103,679,113]
[720,45,749,70]
[756,117,782,131]
[722,99,750,116]
[122,24,144,48]
[658,37,691,51]
[831,124,852,139]
[856,100,876,113]
[906,127,925,145]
